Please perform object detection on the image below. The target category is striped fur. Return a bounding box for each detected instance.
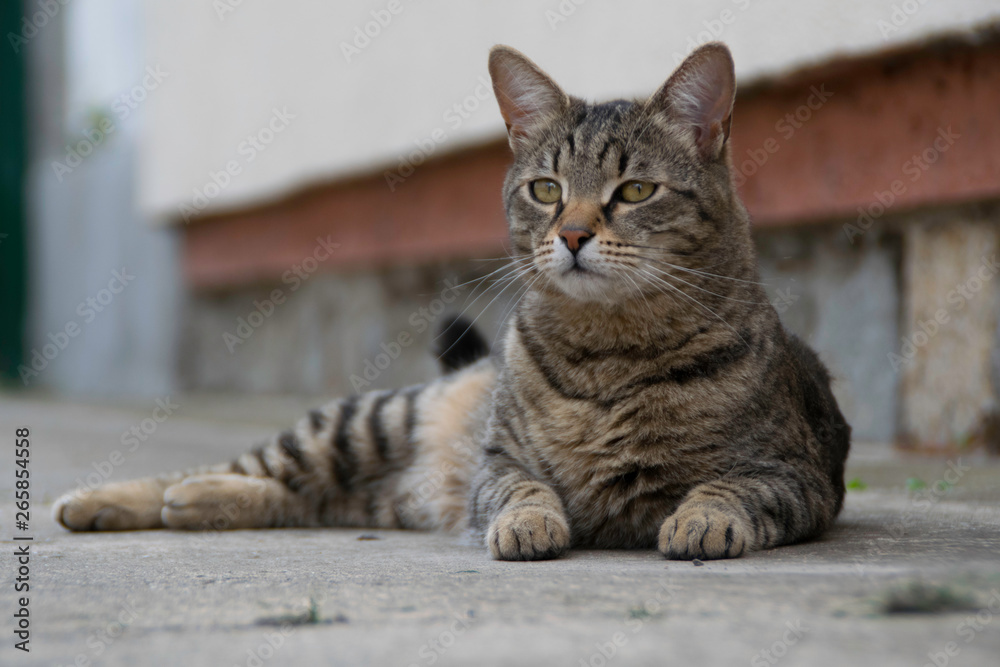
[54,43,850,562]
[55,360,495,533]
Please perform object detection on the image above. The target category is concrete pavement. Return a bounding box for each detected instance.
[2,392,999,666]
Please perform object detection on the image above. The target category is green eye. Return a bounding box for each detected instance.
[531,179,562,204]
[619,181,656,203]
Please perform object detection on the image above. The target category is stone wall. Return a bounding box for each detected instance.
[178,260,521,397]
[756,225,901,443]
[180,220,911,443]
[895,205,1000,453]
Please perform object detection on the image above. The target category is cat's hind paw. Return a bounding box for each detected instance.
[53,480,168,531]
[161,474,273,530]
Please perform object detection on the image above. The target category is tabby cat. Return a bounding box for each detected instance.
[54,42,851,561]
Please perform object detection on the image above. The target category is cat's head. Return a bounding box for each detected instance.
[489,43,750,306]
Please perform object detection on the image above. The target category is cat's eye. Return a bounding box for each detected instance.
[618,181,657,203]
[531,179,562,204]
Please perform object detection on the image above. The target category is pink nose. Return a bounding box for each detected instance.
[559,228,593,253]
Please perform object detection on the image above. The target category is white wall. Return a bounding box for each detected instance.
[141,0,1000,220]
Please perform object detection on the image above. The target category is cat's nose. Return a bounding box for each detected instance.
[559,228,593,254]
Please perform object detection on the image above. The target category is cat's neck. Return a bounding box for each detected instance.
[518,286,741,352]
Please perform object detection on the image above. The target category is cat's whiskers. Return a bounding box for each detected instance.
[434,259,536,345]
[638,267,751,350]
[643,265,769,305]
[470,250,534,263]
[445,267,537,357]
[644,257,768,287]
[626,245,769,286]
[437,260,541,360]
[448,256,533,292]
[606,263,659,323]
[491,272,545,350]
[445,262,531,316]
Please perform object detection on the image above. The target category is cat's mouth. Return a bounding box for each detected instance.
[560,260,605,279]
[550,262,622,303]
[560,251,601,275]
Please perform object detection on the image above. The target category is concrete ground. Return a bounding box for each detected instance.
[2,392,999,667]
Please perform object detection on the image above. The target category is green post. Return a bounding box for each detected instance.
[0,1,27,384]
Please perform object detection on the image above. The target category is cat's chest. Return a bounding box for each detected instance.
[507,388,722,544]
[499,322,744,498]
[512,382,719,475]
[505,355,736,486]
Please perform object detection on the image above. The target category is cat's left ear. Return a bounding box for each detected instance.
[652,42,736,161]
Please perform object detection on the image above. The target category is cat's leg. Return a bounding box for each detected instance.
[53,469,305,531]
[53,392,420,532]
[471,448,571,561]
[54,361,497,533]
[52,403,353,532]
[658,461,840,560]
[161,474,313,529]
[53,455,304,532]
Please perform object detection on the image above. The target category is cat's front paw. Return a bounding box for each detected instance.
[487,506,570,561]
[658,505,750,560]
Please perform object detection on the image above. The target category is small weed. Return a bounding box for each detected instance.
[880,581,977,614]
[846,477,867,491]
[256,597,333,626]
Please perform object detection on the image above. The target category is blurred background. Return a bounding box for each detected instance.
[2,0,999,453]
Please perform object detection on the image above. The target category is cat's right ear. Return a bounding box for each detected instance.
[488,46,568,147]
[652,42,736,161]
